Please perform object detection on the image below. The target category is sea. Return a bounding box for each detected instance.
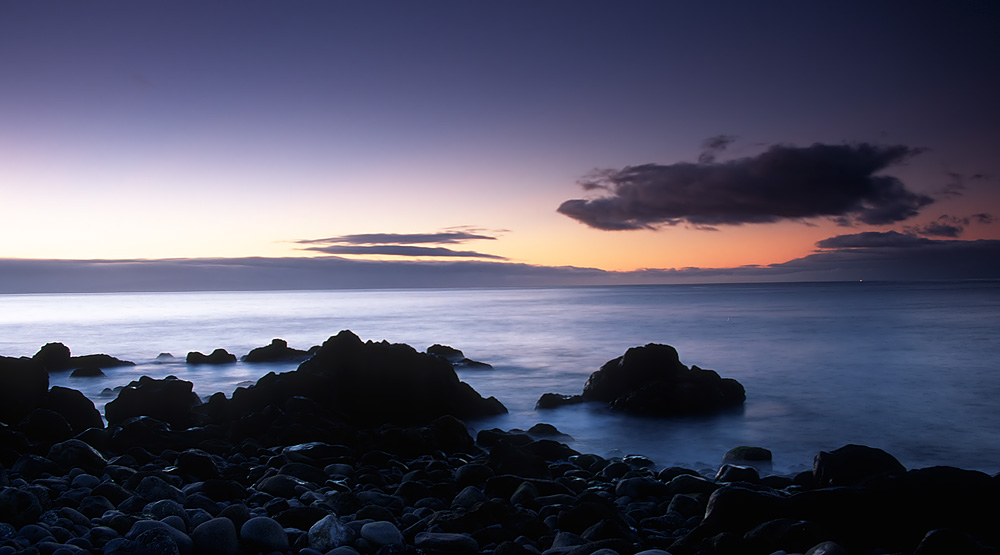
[1,281,998,477]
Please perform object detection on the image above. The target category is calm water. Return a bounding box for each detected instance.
[1,281,998,476]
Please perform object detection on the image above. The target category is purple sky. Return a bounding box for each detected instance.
[1,1,998,291]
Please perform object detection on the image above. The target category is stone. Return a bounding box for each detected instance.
[240,516,288,552]
[0,488,43,528]
[134,476,185,503]
[105,376,202,429]
[535,393,584,410]
[360,521,404,547]
[70,366,104,377]
[414,532,480,552]
[175,449,219,480]
[309,514,353,552]
[714,464,760,484]
[186,349,237,365]
[242,339,311,363]
[813,444,906,486]
[0,356,49,425]
[805,540,849,555]
[454,463,494,487]
[41,386,104,433]
[191,517,238,555]
[20,408,74,443]
[452,485,489,509]
[723,446,773,464]
[125,520,194,554]
[47,439,108,474]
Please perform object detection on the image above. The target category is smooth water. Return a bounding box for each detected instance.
[1,281,998,475]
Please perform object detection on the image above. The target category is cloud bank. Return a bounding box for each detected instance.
[558,143,933,230]
[296,228,504,259]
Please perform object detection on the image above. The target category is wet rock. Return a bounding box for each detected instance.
[0,488,43,528]
[175,449,219,480]
[47,439,108,474]
[309,514,354,552]
[361,521,404,547]
[186,348,237,365]
[191,517,238,555]
[19,408,74,443]
[105,376,202,429]
[415,532,480,552]
[242,339,311,363]
[534,393,584,410]
[41,386,104,433]
[125,519,194,554]
[70,366,104,377]
[33,342,134,372]
[813,444,906,486]
[240,516,288,552]
[723,445,773,464]
[714,464,760,484]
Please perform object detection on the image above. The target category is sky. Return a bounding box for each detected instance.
[1,1,999,292]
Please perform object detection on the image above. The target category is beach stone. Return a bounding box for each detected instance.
[452,485,489,509]
[723,446,772,464]
[78,495,116,518]
[309,514,353,551]
[614,476,668,499]
[0,488,43,527]
[47,439,108,474]
[361,521,404,547]
[415,532,480,552]
[805,540,849,555]
[714,464,760,484]
[191,517,238,555]
[125,520,193,554]
[534,393,584,410]
[257,474,310,498]
[70,366,104,377]
[813,444,906,486]
[175,449,219,480]
[133,527,183,555]
[20,408,74,443]
[135,476,185,503]
[455,463,494,487]
[240,516,288,552]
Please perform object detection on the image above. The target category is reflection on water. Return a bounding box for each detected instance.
[3,281,999,474]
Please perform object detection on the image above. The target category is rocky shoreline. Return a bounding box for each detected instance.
[2,332,999,555]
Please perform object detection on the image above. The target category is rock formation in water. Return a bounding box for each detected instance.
[31,342,134,373]
[536,343,745,415]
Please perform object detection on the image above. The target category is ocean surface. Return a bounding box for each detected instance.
[2,281,998,476]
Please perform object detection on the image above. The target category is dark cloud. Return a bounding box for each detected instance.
[298,230,497,245]
[904,213,994,238]
[295,228,504,259]
[301,245,507,259]
[816,231,935,249]
[698,134,738,164]
[558,142,933,230]
[935,172,990,199]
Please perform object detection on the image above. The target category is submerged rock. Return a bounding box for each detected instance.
[186,348,237,365]
[104,375,203,429]
[32,342,134,372]
[241,338,313,363]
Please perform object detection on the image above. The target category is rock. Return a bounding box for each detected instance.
[41,386,104,433]
[714,464,760,484]
[33,342,134,372]
[813,444,906,486]
[186,349,237,365]
[360,521,404,547]
[125,520,194,554]
[134,476,184,503]
[414,532,480,552]
[240,516,288,552]
[47,439,107,474]
[535,393,584,410]
[175,449,220,480]
[0,488,43,528]
[242,339,311,363]
[452,485,490,509]
[723,445,773,464]
[427,344,465,361]
[19,407,74,443]
[105,376,202,429]
[191,517,238,555]
[70,366,104,377]
[156,353,176,361]
[229,330,507,426]
[0,356,48,425]
[805,540,849,555]
[545,344,745,416]
[309,514,353,552]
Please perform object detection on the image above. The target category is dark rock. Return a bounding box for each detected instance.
[701,484,790,535]
[70,366,104,377]
[191,517,238,555]
[813,444,906,486]
[33,343,134,372]
[175,449,219,480]
[714,464,760,484]
[0,356,48,425]
[309,514,354,552]
[414,532,480,552]
[47,439,107,474]
[186,349,237,365]
[242,339,311,363]
[535,393,584,410]
[523,439,579,462]
[427,344,465,361]
[547,344,745,416]
[105,376,202,429]
[723,445,773,464]
[41,386,104,433]
[78,495,116,519]
[240,516,289,552]
[487,443,550,479]
[0,487,44,527]
[228,330,506,426]
[274,506,328,530]
[19,408,74,443]
[155,353,176,361]
[914,528,986,555]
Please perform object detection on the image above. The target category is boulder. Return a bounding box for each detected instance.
[543,344,745,416]
[813,444,906,486]
[70,366,105,377]
[41,386,104,432]
[0,356,49,425]
[191,517,238,555]
[105,376,203,429]
[186,349,237,365]
[47,438,107,474]
[32,342,133,372]
[241,338,311,363]
[226,330,506,426]
[240,516,289,552]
